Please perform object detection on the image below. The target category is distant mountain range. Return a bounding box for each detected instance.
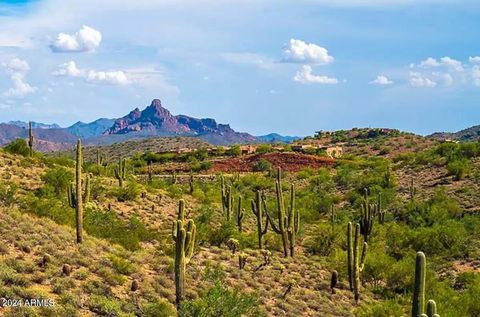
[428,125,480,141]
[0,99,297,152]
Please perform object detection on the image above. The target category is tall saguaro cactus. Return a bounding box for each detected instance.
[236,196,244,232]
[172,200,196,306]
[71,140,84,244]
[221,175,234,221]
[359,189,374,242]
[266,167,299,257]
[28,121,34,156]
[114,158,126,187]
[347,222,367,303]
[412,251,426,317]
[251,190,268,249]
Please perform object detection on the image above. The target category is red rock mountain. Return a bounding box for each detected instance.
[104,99,258,144]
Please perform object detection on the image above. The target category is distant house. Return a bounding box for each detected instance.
[325,146,343,158]
[177,147,194,154]
[240,145,257,155]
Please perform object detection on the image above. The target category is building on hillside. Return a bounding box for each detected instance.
[325,146,343,158]
[239,145,257,154]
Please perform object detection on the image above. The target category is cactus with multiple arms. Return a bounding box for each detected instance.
[236,196,244,232]
[68,140,84,243]
[221,175,234,221]
[347,222,367,303]
[28,121,34,156]
[114,158,126,187]
[359,189,374,242]
[238,253,248,269]
[172,199,196,306]
[266,167,299,257]
[251,190,269,249]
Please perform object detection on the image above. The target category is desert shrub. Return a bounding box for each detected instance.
[43,155,75,168]
[87,295,123,316]
[0,181,17,207]
[41,166,73,196]
[252,159,272,172]
[111,180,142,202]
[4,138,30,156]
[84,210,154,251]
[142,299,176,317]
[109,255,136,275]
[356,299,405,317]
[255,144,273,154]
[447,158,471,180]
[304,224,338,256]
[226,145,241,156]
[178,282,265,317]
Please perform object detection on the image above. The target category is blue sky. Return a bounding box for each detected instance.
[0,0,479,136]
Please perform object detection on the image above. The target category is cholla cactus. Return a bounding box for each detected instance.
[238,253,248,269]
[172,200,196,306]
[227,238,239,254]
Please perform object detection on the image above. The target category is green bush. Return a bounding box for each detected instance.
[447,158,471,180]
[0,182,17,207]
[111,180,142,202]
[142,299,176,317]
[41,166,73,196]
[179,282,265,317]
[4,138,30,156]
[252,159,272,172]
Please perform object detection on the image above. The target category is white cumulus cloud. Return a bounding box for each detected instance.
[50,25,102,53]
[293,65,338,84]
[1,58,30,73]
[86,70,129,85]
[469,56,480,64]
[283,39,334,65]
[409,72,437,88]
[52,61,83,77]
[419,56,463,71]
[471,66,480,87]
[370,75,393,85]
[1,58,37,98]
[53,61,129,85]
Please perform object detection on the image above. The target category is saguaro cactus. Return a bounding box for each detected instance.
[426,300,437,317]
[377,193,386,224]
[410,178,416,201]
[188,173,194,194]
[412,251,426,317]
[28,121,34,156]
[266,167,299,257]
[359,189,374,242]
[221,175,234,221]
[147,161,153,182]
[71,140,84,243]
[96,148,104,166]
[347,222,367,303]
[251,191,269,249]
[172,200,196,306]
[236,196,244,232]
[114,158,126,187]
